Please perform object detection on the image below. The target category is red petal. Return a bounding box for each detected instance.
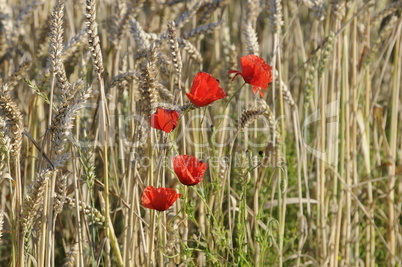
[150,108,180,133]
[172,155,208,186]
[187,72,226,107]
[141,186,182,211]
[239,55,273,94]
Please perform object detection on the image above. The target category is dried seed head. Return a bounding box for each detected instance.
[139,49,159,116]
[268,0,283,35]
[86,0,104,77]
[182,20,224,40]
[243,21,259,56]
[0,85,24,157]
[4,59,32,92]
[130,19,151,50]
[167,21,182,90]
[238,106,268,131]
[64,196,105,225]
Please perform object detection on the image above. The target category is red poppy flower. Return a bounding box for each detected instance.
[150,107,180,133]
[172,155,208,186]
[228,55,273,97]
[141,186,182,211]
[186,72,226,107]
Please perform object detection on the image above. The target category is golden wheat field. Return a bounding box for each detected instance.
[0,0,401,266]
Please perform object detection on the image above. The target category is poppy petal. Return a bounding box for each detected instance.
[172,155,208,186]
[229,55,273,96]
[141,186,182,211]
[150,108,180,133]
[186,72,226,107]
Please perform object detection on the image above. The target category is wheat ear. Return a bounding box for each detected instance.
[243,21,260,56]
[61,29,88,62]
[182,20,224,40]
[62,243,78,267]
[63,196,105,225]
[139,49,159,116]
[49,1,69,94]
[167,21,182,90]
[0,85,24,158]
[50,83,92,156]
[4,59,32,92]
[198,0,227,24]
[0,118,12,173]
[130,19,151,50]
[22,168,54,250]
[238,106,269,131]
[86,0,104,78]
[174,1,202,29]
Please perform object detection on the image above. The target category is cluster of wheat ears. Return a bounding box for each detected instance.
[0,0,401,266]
